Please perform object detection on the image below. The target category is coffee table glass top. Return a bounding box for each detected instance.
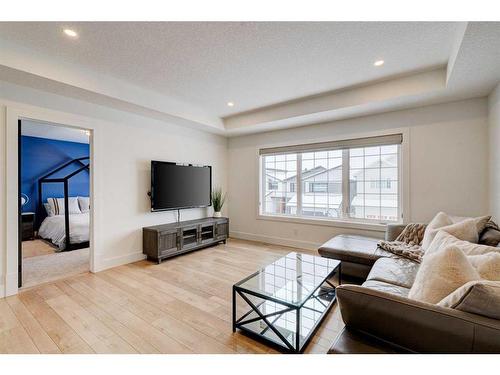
[235,252,340,307]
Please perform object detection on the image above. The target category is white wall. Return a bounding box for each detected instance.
[489,83,500,222]
[228,98,489,249]
[0,80,227,297]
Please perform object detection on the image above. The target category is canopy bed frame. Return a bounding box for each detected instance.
[37,156,90,251]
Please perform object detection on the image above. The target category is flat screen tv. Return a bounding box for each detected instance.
[150,161,212,211]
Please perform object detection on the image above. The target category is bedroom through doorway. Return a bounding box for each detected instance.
[18,119,91,289]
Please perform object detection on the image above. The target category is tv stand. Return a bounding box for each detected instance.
[142,217,229,263]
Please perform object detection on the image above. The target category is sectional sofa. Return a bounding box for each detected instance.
[318,224,500,353]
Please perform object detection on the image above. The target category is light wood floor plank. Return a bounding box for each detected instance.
[55,280,160,354]
[0,299,39,354]
[6,296,61,354]
[18,290,95,353]
[65,278,192,353]
[2,239,342,354]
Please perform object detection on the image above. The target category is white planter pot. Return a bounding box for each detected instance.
[213,211,222,218]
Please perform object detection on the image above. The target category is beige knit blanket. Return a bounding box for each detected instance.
[378,223,427,263]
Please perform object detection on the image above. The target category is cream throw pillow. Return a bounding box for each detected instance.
[468,253,500,281]
[421,212,490,250]
[438,280,500,320]
[427,230,500,256]
[408,245,481,304]
[425,231,500,280]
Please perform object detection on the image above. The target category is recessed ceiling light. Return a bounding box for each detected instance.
[374,60,385,67]
[227,102,234,107]
[63,29,78,38]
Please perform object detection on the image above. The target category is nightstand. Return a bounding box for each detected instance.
[21,212,35,241]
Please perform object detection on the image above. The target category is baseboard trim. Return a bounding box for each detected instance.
[5,272,18,297]
[230,231,321,251]
[95,251,146,273]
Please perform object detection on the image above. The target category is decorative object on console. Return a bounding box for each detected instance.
[211,186,226,218]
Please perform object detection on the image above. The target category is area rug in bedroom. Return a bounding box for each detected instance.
[21,247,89,288]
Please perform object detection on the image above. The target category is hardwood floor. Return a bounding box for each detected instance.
[0,238,344,354]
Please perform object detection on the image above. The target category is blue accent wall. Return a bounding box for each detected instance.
[21,136,89,228]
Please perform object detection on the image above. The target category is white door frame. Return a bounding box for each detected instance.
[3,101,101,296]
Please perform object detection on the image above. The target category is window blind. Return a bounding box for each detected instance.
[259,134,403,156]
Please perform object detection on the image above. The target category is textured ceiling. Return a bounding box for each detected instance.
[0,22,459,117]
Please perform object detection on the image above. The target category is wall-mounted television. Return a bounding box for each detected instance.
[150,161,212,211]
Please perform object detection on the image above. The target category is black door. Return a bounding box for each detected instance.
[18,119,22,287]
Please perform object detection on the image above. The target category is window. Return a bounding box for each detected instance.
[259,134,402,223]
[267,180,279,190]
[262,154,297,215]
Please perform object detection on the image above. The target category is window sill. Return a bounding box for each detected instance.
[257,214,390,232]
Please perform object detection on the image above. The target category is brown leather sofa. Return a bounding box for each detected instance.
[318,225,500,353]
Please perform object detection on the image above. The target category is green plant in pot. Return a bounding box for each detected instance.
[211,187,226,218]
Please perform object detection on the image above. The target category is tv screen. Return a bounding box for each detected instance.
[151,161,212,211]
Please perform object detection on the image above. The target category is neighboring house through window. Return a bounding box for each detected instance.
[259,134,402,223]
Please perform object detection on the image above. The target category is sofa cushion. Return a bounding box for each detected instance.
[366,257,419,289]
[361,280,410,298]
[408,245,481,304]
[318,234,390,266]
[438,280,500,320]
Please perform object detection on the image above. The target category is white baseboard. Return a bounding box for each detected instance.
[5,272,18,297]
[230,231,322,251]
[94,251,146,273]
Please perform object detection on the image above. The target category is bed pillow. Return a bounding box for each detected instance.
[421,212,490,250]
[78,196,90,213]
[47,197,81,215]
[43,203,55,217]
[408,245,481,304]
[438,280,500,320]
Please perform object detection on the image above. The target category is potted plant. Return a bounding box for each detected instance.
[211,187,226,218]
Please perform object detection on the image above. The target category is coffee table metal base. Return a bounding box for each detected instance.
[232,278,338,353]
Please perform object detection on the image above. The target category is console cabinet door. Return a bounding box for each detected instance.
[215,221,228,240]
[159,230,179,256]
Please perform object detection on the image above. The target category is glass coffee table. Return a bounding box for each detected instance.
[232,252,341,353]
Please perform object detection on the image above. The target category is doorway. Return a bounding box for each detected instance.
[18,118,92,289]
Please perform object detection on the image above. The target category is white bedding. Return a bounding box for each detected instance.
[38,212,89,250]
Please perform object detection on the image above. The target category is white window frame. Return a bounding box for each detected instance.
[257,129,409,232]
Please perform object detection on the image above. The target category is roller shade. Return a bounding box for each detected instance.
[259,134,403,156]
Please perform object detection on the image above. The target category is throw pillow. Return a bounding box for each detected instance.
[438,280,500,320]
[467,253,500,281]
[408,245,481,304]
[427,230,500,257]
[43,203,55,217]
[78,196,90,213]
[422,218,479,250]
[47,197,81,215]
[449,214,491,233]
[479,226,500,247]
[421,212,452,250]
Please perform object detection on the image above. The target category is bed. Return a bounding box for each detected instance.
[38,212,89,251]
[37,156,90,251]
